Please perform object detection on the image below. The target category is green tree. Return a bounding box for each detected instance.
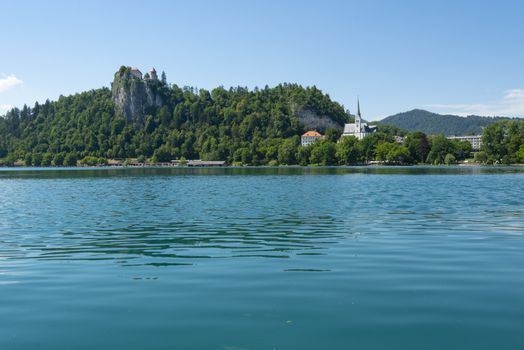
[375,142,394,162]
[240,148,252,165]
[24,153,32,166]
[63,154,77,166]
[444,153,456,165]
[336,136,360,165]
[53,153,65,166]
[474,151,488,164]
[426,135,451,164]
[278,137,299,165]
[309,140,337,165]
[31,153,43,166]
[79,156,101,166]
[324,128,342,143]
[359,132,394,162]
[42,153,53,166]
[482,120,524,163]
[516,145,524,163]
[153,145,172,162]
[450,139,472,160]
[387,144,411,163]
[404,131,430,163]
[297,146,311,166]
[376,142,411,163]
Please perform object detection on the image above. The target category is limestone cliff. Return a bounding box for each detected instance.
[111,66,164,120]
[294,108,344,132]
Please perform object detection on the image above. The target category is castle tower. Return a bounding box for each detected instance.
[149,67,158,81]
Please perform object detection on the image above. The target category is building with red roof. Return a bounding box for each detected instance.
[301,130,324,146]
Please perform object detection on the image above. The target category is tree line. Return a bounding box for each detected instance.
[0,80,521,166]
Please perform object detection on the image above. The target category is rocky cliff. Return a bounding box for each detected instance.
[294,108,344,131]
[111,66,164,120]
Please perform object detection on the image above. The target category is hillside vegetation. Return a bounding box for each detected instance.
[0,69,349,165]
[381,109,510,136]
[1,67,522,166]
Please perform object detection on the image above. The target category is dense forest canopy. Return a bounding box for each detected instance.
[0,72,350,165]
[0,67,522,166]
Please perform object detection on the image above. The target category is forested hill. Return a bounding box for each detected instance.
[380,109,510,136]
[0,66,350,165]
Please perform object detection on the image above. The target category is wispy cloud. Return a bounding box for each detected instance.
[0,104,14,115]
[424,89,524,117]
[0,74,23,93]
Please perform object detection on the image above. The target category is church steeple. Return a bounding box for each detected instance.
[355,97,361,133]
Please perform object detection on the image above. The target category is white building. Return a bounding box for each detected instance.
[301,131,324,146]
[341,99,377,140]
[447,135,482,151]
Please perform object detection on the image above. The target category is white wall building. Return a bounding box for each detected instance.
[447,135,482,151]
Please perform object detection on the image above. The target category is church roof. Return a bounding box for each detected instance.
[343,122,373,134]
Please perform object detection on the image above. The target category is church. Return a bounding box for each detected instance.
[341,99,377,140]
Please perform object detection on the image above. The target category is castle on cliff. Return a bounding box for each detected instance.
[129,67,158,81]
[111,66,165,120]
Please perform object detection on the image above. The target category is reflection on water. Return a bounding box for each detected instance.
[1,167,524,350]
[1,164,524,179]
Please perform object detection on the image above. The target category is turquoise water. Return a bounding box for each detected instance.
[1,166,523,349]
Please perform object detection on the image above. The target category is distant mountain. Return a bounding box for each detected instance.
[380,109,511,136]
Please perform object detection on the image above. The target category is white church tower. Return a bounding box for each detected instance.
[355,98,362,134]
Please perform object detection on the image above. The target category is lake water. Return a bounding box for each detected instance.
[1,166,524,349]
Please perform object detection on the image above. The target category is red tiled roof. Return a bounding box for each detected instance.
[302,131,322,137]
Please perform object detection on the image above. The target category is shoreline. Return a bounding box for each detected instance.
[1,163,524,170]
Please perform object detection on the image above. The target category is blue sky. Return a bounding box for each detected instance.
[1,0,523,120]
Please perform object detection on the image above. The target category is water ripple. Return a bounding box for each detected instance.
[1,168,524,349]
